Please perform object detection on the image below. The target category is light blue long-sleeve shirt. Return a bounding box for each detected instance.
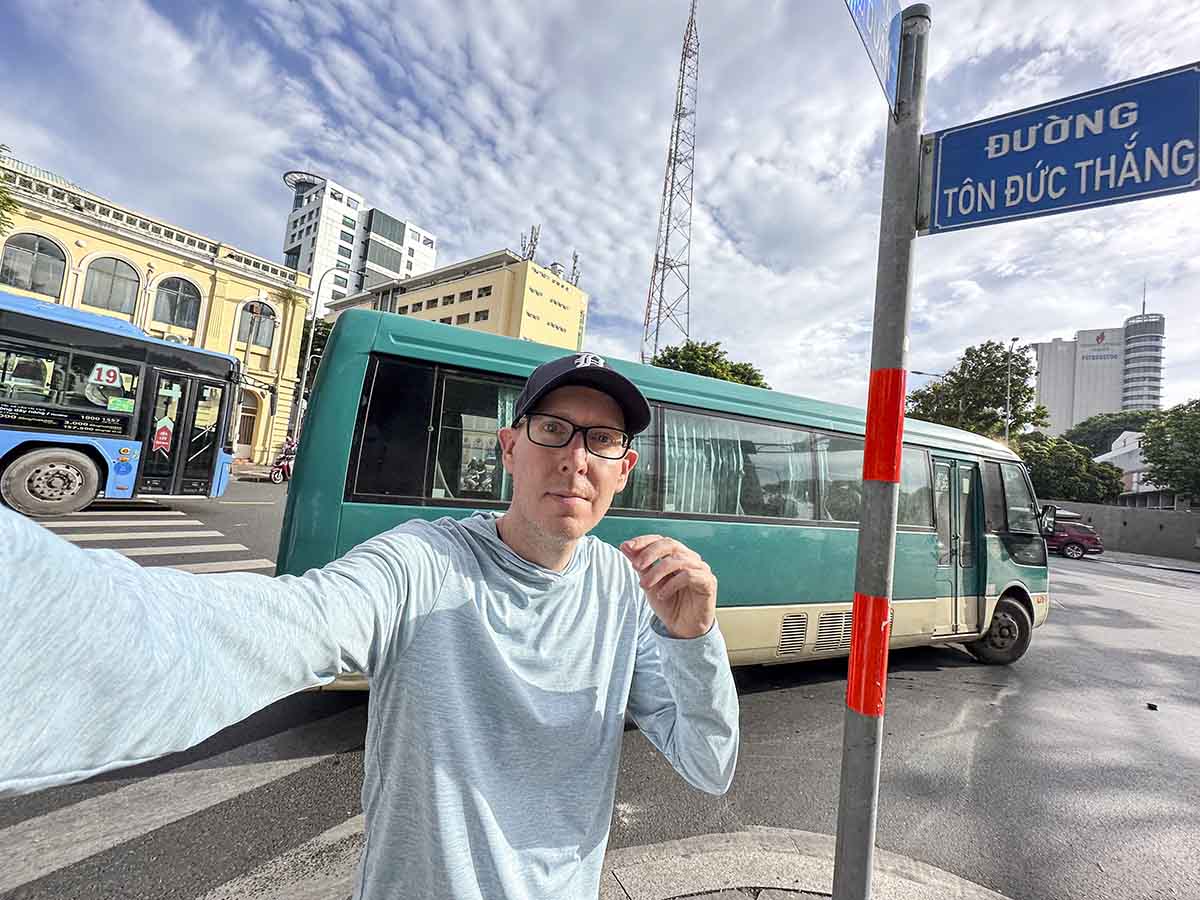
[0,507,739,899]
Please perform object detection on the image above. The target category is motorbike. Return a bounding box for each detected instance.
[269,444,297,484]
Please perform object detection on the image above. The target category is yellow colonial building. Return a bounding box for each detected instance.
[326,249,588,350]
[0,156,310,463]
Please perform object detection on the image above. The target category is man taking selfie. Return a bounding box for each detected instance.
[0,352,740,900]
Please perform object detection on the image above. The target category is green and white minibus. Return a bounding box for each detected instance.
[277,310,1052,688]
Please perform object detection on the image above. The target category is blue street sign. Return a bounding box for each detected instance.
[924,63,1200,234]
[843,0,902,111]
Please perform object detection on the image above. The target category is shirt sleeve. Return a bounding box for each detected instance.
[0,506,447,798]
[625,587,740,795]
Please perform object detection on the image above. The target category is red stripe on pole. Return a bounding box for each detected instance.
[862,367,907,483]
[846,592,892,717]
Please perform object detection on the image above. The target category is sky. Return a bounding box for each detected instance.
[1,0,1196,408]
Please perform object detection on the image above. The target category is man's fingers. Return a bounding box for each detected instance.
[631,538,690,572]
[640,554,687,590]
[646,568,690,605]
[620,534,663,560]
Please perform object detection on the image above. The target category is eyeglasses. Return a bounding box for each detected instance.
[520,413,632,459]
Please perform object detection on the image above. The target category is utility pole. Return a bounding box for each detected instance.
[294,267,338,433]
[1004,335,1019,443]
[832,7,930,900]
[642,0,699,363]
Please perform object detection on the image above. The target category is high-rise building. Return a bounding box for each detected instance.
[1033,313,1166,435]
[281,171,437,314]
[326,249,589,351]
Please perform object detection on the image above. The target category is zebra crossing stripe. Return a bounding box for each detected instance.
[38,510,184,519]
[196,814,365,900]
[0,707,367,894]
[118,543,249,558]
[156,558,276,573]
[43,519,206,529]
[64,530,224,542]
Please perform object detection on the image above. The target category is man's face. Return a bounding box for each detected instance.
[497,385,639,544]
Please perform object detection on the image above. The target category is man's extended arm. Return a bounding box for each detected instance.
[625,602,740,794]
[0,507,444,797]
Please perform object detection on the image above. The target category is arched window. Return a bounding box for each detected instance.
[82,258,140,314]
[238,301,276,349]
[0,234,66,298]
[153,277,201,329]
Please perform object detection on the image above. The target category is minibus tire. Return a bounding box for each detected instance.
[1,448,100,517]
[967,596,1032,665]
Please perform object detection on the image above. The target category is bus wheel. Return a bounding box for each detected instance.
[967,596,1032,665]
[1,448,100,517]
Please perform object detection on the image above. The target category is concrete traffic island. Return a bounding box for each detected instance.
[600,828,1011,900]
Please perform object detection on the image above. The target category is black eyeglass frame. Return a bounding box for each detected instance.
[516,412,633,459]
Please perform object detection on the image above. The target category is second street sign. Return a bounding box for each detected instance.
[922,63,1200,234]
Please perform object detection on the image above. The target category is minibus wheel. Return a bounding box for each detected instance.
[967,596,1032,665]
[1,448,100,517]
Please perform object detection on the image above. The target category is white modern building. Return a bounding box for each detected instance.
[1032,313,1166,436]
[281,171,437,314]
[1093,430,1187,509]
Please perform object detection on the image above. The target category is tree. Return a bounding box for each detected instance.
[0,144,18,237]
[651,340,770,388]
[906,340,1047,440]
[296,315,333,397]
[1062,410,1159,456]
[1141,399,1200,499]
[1017,433,1123,503]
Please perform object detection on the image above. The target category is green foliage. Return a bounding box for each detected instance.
[1062,410,1159,456]
[0,144,18,238]
[906,340,1047,440]
[1141,399,1200,498]
[651,340,770,389]
[297,315,333,396]
[1016,433,1124,503]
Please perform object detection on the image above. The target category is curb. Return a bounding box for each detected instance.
[599,828,1012,900]
[1100,557,1200,576]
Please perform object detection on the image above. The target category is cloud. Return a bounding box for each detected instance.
[0,0,1196,410]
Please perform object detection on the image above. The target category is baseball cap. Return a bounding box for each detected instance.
[512,353,652,436]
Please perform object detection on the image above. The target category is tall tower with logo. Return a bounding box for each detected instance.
[642,0,699,364]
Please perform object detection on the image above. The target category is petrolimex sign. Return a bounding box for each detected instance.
[923,63,1200,234]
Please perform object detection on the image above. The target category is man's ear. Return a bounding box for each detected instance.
[614,447,638,492]
[497,427,518,473]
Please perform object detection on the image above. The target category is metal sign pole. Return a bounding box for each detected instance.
[832,5,930,900]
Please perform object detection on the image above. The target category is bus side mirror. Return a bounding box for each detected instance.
[1040,504,1056,535]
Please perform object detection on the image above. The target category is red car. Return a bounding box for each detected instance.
[1045,521,1104,559]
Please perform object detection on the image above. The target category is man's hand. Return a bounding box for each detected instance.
[620,535,717,639]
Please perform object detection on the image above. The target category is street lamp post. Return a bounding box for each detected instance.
[293,267,338,433]
[1004,336,1020,444]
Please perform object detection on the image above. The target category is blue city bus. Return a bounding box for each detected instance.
[0,289,241,516]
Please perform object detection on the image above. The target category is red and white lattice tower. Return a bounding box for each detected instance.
[642,0,699,364]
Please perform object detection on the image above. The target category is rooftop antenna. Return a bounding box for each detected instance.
[569,251,581,286]
[520,224,541,261]
[1142,278,1147,315]
[642,0,699,363]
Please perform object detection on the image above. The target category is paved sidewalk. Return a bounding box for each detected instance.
[600,829,1011,900]
[1092,549,1200,575]
[232,463,274,482]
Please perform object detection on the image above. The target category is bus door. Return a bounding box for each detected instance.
[138,373,227,496]
[933,459,982,635]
